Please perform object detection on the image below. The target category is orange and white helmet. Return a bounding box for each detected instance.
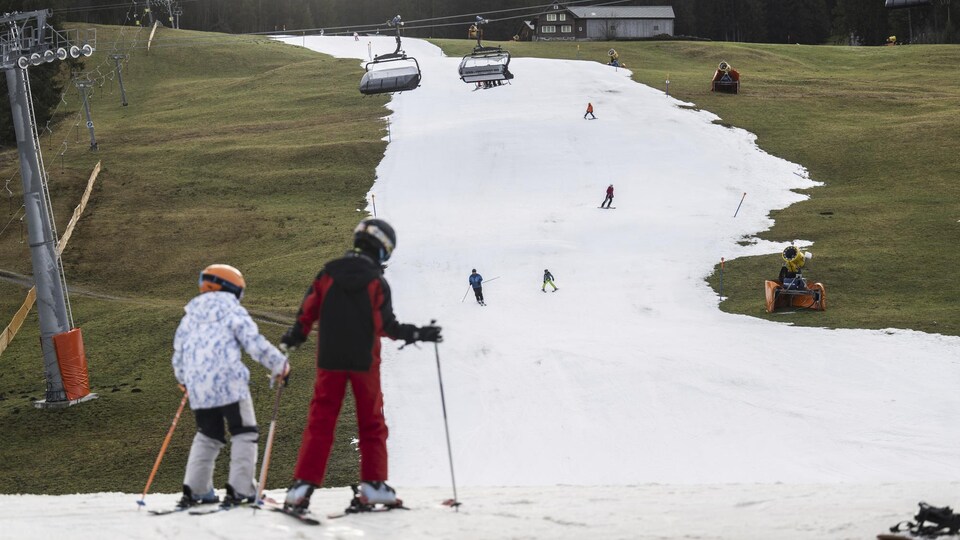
[198,264,246,299]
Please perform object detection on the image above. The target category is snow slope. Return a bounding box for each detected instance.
[3,36,958,539]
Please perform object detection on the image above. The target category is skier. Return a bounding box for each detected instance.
[353,31,359,41]
[281,218,442,516]
[469,269,485,305]
[542,269,558,292]
[584,102,596,120]
[172,264,290,509]
[601,184,614,208]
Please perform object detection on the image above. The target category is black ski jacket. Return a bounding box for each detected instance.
[282,250,417,371]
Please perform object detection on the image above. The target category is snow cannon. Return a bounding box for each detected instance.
[711,61,740,94]
[764,245,826,313]
[608,48,621,67]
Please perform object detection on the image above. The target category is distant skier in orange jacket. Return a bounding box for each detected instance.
[584,102,596,119]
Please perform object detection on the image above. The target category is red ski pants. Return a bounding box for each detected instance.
[294,365,389,485]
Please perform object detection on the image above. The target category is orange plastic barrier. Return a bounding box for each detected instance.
[53,328,91,401]
[765,280,826,313]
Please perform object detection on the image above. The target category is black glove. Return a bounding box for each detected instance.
[416,325,443,343]
[280,327,306,350]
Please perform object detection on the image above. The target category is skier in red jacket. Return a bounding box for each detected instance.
[584,102,596,119]
[601,184,614,208]
[281,218,442,516]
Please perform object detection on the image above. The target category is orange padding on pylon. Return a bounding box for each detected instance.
[53,328,91,401]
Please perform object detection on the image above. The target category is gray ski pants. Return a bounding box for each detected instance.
[183,398,259,497]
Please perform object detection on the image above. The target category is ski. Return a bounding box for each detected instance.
[598,207,616,209]
[269,505,321,525]
[327,497,409,519]
[326,505,408,519]
[148,508,189,516]
[148,500,218,516]
[188,501,256,516]
[877,535,914,540]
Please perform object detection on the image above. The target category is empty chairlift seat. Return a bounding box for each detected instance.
[459,50,513,84]
[360,57,422,95]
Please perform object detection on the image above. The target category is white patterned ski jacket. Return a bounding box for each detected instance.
[172,292,287,410]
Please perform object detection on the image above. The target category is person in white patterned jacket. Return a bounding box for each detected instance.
[171,264,290,509]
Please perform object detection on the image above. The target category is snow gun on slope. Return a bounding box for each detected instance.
[764,245,826,313]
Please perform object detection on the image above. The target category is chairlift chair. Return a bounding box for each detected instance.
[359,15,422,95]
[458,17,513,85]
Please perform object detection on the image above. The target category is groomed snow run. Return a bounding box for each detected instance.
[3,36,958,540]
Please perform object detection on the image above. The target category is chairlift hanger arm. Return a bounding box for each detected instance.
[473,16,490,49]
[387,14,403,56]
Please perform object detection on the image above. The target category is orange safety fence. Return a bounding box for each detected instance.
[57,160,100,255]
[0,287,35,355]
[0,161,100,357]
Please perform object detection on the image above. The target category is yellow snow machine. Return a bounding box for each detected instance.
[764,245,826,313]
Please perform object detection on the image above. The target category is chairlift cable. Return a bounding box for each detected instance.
[246,0,632,37]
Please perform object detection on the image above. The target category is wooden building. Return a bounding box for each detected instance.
[532,2,675,41]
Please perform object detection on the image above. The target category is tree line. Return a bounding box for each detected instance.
[0,0,953,145]
[13,0,954,46]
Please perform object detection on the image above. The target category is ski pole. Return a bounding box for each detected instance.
[719,257,725,300]
[431,327,460,510]
[733,192,747,217]
[255,374,286,507]
[137,389,189,508]
[462,276,499,302]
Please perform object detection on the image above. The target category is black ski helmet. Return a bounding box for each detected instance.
[354,218,396,262]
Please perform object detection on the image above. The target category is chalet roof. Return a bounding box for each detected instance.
[566,6,676,19]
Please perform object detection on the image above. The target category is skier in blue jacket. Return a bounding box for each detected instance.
[469,269,484,305]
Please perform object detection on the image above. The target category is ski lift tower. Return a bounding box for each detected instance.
[0,10,97,408]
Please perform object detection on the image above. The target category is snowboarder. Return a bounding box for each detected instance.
[542,269,558,292]
[601,184,614,208]
[469,269,485,305]
[584,102,596,119]
[280,218,442,516]
[172,264,290,509]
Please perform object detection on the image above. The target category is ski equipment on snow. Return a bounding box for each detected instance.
[148,494,219,516]
[267,502,321,525]
[326,483,409,519]
[432,334,461,510]
[138,390,189,508]
[255,366,287,507]
[886,502,960,538]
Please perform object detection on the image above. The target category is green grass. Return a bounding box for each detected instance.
[433,38,960,335]
[0,26,388,494]
[1,30,958,495]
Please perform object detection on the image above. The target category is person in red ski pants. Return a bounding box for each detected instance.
[280,218,442,515]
